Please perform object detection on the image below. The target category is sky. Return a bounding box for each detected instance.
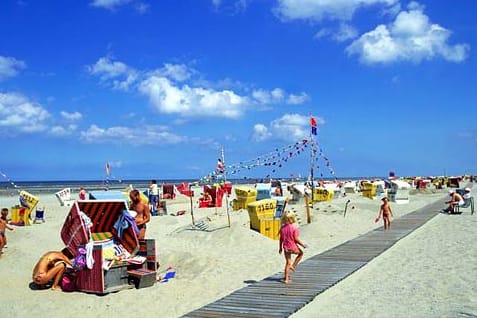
[0,0,476,181]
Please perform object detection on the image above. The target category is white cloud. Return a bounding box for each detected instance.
[0,92,50,133]
[60,111,83,121]
[89,57,310,119]
[287,93,309,105]
[274,0,398,22]
[252,88,284,104]
[87,57,138,90]
[80,124,185,145]
[151,63,193,82]
[335,23,359,42]
[90,0,132,10]
[91,0,149,13]
[253,113,326,142]
[0,55,26,80]
[49,124,78,136]
[315,23,358,42]
[346,2,470,64]
[139,76,247,119]
[252,124,271,142]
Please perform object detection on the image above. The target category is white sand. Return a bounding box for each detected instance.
[1,186,475,317]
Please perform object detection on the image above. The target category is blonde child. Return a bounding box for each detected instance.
[279,211,307,284]
[0,213,15,255]
[375,197,393,230]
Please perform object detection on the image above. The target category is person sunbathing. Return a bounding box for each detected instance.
[32,251,72,291]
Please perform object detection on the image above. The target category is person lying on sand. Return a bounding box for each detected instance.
[32,251,72,291]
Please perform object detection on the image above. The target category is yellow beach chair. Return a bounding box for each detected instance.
[11,190,39,226]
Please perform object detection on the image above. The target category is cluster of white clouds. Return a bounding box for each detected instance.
[252,113,325,142]
[346,2,470,63]
[90,0,149,13]
[275,0,469,64]
[0,92,50,133]
[275,0,398,22]
[0,51,310,145]
[87,57,309,119]
[0,90,81,136]
[0,55,26,80]
[1,0,471,147]
[90,0,470,65]
[79,124,184,145]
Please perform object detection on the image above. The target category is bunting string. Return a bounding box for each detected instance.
[0,170,20,193]
[201,138,336,182]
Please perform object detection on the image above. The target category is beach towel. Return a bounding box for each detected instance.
[113,210,139,238]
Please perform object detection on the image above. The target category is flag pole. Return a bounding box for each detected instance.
[310,117,315,207]
[189,183,195,225]
[222,147,231,228]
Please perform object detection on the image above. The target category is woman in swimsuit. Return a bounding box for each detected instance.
[32,251,72,290]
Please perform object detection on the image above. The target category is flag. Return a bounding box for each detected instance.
[310,116,317,135]
[105,163,111,176]
[216,158,224,174]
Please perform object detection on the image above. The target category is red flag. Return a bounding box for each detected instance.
[310,117,317,127]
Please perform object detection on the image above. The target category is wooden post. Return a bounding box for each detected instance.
[344,199,351,218]
[304,194,311,224]
[189,184,195,225]
[222,147,231,228]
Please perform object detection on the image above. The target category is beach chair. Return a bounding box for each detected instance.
[55,188,75,207]
[454,197,474,215]
[10,191,39,226]
[33,206,46,223]
[61,200,142,294]
[162,184,176,199]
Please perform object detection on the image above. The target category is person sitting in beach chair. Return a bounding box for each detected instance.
[32,250,72,291]
[454,188,474,214]
[442,189,464,214]
[198,192,213,208]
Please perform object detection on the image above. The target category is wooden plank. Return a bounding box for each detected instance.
[182,200,443,318]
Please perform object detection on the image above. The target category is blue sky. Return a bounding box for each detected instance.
[0,0,476,181]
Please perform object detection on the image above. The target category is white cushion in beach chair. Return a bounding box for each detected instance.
[55,188,76,207]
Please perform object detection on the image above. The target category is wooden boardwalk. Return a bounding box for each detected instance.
[182,199,444,318]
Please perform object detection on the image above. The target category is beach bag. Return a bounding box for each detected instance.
[61,272,77,292]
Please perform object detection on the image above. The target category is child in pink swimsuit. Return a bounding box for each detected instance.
[279,211,307,284]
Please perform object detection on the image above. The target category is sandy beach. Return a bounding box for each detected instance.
[1,185,476,317]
